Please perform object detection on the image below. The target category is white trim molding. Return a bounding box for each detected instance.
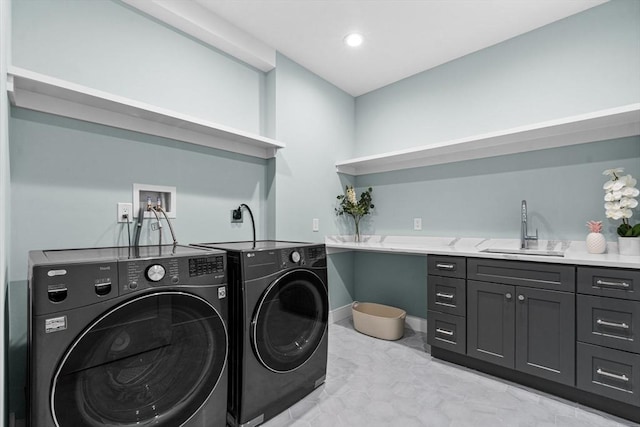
[7,67,285,159]
[121,0,276,72]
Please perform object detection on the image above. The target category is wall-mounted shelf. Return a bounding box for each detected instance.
[336,103,640,175]
[6,66,285,159]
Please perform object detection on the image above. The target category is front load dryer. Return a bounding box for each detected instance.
[191,241,328,427]
[28,245,229,427]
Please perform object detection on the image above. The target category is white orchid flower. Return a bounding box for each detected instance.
[606,209,624,220]
[611,191,623,200]
[622,187,640,197]
[603,180,614,190]
[622,208,633,218]
[604,192,615,202]
[623,175,637,187]
[603,168,624,177]
[628,199,639,209]
[612,180,625,191]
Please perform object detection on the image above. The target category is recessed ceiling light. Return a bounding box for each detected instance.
[344,33,364,48]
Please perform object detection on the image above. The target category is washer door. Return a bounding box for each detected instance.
[52,292,227,427]
[252,269,328,373]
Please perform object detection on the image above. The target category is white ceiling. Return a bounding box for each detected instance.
[127,0,609,97]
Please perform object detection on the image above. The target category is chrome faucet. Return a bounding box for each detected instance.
[520,200,538,249]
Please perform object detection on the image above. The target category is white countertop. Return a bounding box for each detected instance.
[325,235,640,269]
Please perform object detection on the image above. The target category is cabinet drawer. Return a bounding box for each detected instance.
[427,256,466,278]
[578,267,640,301]
[577,342,640,407]
[427,310,466,355]
[467,258,575,292]
[427,275,465,317]
[577,295,640,354]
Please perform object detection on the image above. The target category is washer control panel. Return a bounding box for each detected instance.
[121,254,226,295]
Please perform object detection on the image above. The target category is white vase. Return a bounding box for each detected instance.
[586,232,606,254]
[618,236,640,256]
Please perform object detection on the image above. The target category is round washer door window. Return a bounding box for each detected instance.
[52,292,227,427]
[252,269,328,373]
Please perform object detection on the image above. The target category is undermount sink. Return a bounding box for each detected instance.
[480,248,565,257]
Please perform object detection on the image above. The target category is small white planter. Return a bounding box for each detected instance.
[586,232,607,254]
[618,236,640,256]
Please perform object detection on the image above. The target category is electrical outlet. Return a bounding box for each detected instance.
[312,218,319,232]
[117,202,133,223]
[231,209,243,223]
[413,217,422,231]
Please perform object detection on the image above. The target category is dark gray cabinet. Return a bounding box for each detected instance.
[576,266,640,407]
[427,256,466,355]
[467,280,514,367]
[467,278,575,385]
[429,256,639,422]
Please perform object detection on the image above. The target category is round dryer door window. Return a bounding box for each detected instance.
[252,269,328,373]
[51,292,227,427]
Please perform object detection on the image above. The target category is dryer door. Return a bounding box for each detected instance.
[252,269,328,373]
[51,291,227,427]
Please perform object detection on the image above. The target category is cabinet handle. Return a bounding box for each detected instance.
[596,279,630,289]
[596,368,629,382]
[436,292,454,300]
[505,293,512,300]
[596,319,630,329]
[436,263,455,270]
[518,295,525,301]
[436,328,454,336]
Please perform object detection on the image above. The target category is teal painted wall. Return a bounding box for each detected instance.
[272,54,355,242]
[12,0,265,134]
[351,0,640,316]
[9,109,269,281]
[357,137,640,240]
[271,54,357,310]
[355,0,640,157]
[354,252,426,318]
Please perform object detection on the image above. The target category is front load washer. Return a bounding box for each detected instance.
[28,245,229,427]
[190,241,328,427]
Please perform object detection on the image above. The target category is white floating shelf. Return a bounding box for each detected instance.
[7,66,285,159]
[336,103,640,175]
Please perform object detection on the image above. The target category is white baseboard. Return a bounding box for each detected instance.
[329,303,427,334]
[328,303,352,324]
[405,314,428,334]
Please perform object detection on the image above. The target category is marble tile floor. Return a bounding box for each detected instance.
[262,318,639,427]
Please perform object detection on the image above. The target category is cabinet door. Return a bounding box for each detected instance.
[515,287,575,386]
[467,280,515,368]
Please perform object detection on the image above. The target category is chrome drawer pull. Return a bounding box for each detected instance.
[596,368,629,382]
[436,263,455,270]
[596,279,630,289]
[436,328,454,336]
[436,292,454,300]
[596,319,630,329]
